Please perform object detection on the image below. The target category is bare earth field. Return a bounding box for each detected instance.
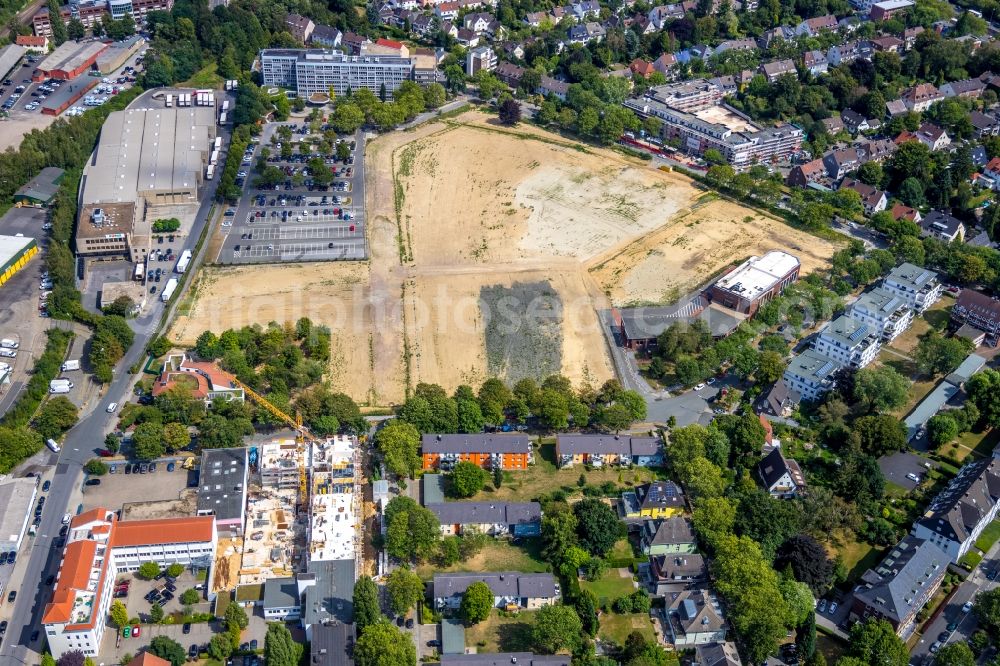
[170,111,833,405]
[0,113,57,152]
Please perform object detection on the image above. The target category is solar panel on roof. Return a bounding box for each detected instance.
[817,361,835,377]
[848,324,869,342]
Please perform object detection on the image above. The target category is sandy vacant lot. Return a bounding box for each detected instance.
[172,111,835,405]
[0,113,57,152]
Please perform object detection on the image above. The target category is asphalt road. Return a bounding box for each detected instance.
[0,99,225,663]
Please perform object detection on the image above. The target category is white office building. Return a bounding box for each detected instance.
[43,508,216,659]
[260,48,413,99]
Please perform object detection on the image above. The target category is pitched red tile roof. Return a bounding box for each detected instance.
[111,516,214,547]
[376,38,404,49]
[127,653,172,666]
[41,540,100,625]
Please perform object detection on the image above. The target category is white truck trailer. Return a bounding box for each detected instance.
[161,277,179,302]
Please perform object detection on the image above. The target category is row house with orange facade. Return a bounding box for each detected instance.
[421,434,533,471]
[556,434,664,468]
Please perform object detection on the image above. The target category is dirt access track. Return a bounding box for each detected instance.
[169,111,835,406]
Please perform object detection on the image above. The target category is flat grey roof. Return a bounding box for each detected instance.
[197,447,248,521]
[311,624,354,666]
[423,474,445,505]
[263,576,299,609]
[303,558,355,626]
[40,74,96,114]
[0,478,36,550]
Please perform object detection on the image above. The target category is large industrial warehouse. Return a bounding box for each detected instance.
[77,106,217,261]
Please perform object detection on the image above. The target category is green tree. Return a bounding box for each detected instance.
[162,422,190,453]
[224,601,249,630]
[104,432,120,454]
[853,366,910,413]
[179,589,200,605]
[384,497,440,561]
[460,581,494,624]
[34,397,79,440]
[386,568,424,616]
[165,563,184,578]
[263,622,303,666]
[423,83,447,109]
[137,562,160,579]
[133,421,165,460]
[448,461,488,498]
[541,502,579,565]
[353,576,381,633]
[847,619,909,666]
[84,459,108,476]
[532,604,583,654]
[207,634,233,661]
[851,414,908,457]
[148,636,186,666]
[573,498,626,557]
[332,103,366,134]
[66,17,85,39]
[974,587,1000,634]
[354,620,416,666]
[915,331,975,377]
[47,0,67,45]
[757,351,787,385]
[109,599,128,627]
[934,644,975,666]
[927,413,959,449]
[149,602,164,623]
[375,420,421,478]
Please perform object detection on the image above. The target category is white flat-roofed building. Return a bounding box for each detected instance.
[812,314,881,369]
[849,287,914,342]
[0,477,37,555]
[308,436,359,564]
[782,349,841,402]
[882,263,942,314]
[707,251,801,316]
[260,48,413,99]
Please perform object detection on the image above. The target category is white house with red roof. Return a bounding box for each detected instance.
[43,508,216,659]
[152,353,245,405]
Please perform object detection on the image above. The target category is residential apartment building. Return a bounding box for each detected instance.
[838,178,888,215]
[882,263,942,314]
[650,553,708,595]
[912,457,1000,562]
[284,13,315,43]
[260,48,413,99]
[433,572,559,610]
[919,210,966,243]
[902,83,945,112]
[43,509,216,659]
[782,348,841,402]
[952,289,1000,337]
[812,314,881,369]
[555,434,662,467]
[427,501,542,536]
[851,536,947,637]
[621,481,686,519]
[33,0,171,37]
[848,288,914,342]
[707,251,800,316]
[421,434,533,471]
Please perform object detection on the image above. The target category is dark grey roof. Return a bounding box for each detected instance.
[197,447,248,522]
[263,576,299,609]
[311,624,354,666]
[630,437,661,456]
[761,379,800,415]
[696,642,743,666]
[921,210,964,237]
[636,481,685,511]
[440,655,570,666]
[303,559,356,626]
[311,24,343,43]
[557,434,661,458]
[421,434,531,455]
[15,167,64,203]
[433,572,556,600]
[756,447,805,491]
[427,502,541,527]
[669,589,726,634]
[916,458,1000,545]
[645,516,696,546]
[853,536,948,623]
[651,553,707,581]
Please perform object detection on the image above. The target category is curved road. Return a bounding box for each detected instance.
[0,109,224,662]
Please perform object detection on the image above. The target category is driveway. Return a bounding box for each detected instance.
[879,452,935,492]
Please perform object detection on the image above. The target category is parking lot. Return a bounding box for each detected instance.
[216,122,367,264]
[80,460,193,512]
[878,451,935,492]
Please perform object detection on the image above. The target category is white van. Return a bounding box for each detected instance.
[46,438,61,453]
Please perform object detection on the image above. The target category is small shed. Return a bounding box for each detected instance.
[441,618,466,655]
[14,167,65,207]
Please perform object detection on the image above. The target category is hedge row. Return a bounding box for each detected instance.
[1,328,74,428]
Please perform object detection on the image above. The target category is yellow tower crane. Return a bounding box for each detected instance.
[232,379,312,503]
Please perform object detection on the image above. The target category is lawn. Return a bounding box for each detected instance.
[181,62,224,89]
[465,610,539,652]
[816,634,848,664]
[975,520,1000,552]
[829,531,885,582]
[948,428,1000,463]
[416,539,549,579]
[580,568,638,605]
[598,612,657,645]
[467,442,661,503]
[886,299,951,355]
